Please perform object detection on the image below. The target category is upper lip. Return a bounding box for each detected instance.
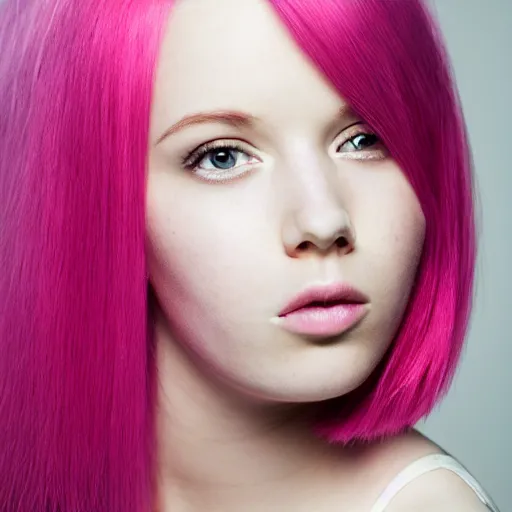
[278,283,368,317]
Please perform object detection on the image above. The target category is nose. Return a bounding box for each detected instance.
[281,191,355,258]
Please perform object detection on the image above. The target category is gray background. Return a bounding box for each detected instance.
[417,1,511,510]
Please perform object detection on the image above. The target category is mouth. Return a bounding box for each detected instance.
[275,283,369,338]
[284,298,358,314]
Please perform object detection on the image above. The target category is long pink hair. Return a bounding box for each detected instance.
[0,0,475,510]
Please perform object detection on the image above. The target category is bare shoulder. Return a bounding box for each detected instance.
[356,428,493,512]
[342,428,443,509]
[325,429,495,511]
[384,468,491,512]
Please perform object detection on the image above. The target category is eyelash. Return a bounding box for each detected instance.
[181,128,386,178]
[182,140,251,171]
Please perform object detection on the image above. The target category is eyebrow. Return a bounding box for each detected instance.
[155,110,259,145]
[155,105,357,145]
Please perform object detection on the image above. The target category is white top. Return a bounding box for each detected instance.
[370,453,500,512]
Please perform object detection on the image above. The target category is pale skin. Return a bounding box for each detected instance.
[145,0,488,510]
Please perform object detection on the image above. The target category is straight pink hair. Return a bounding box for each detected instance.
[0,0,475,510]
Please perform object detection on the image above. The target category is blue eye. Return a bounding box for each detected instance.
[182,142,254,172]
[206,148,238,169]
[339,133,381,152]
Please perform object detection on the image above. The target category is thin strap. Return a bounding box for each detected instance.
[370,453,500,512]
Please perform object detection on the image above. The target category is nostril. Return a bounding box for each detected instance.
[296,237,350,252]
[335,236,349,248]
[297,241,312,251]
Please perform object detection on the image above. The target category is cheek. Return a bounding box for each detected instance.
[146,201,233,363]
[146,186,220,298]
[145,179,278,381]
[355,167,425,262]
[354,172,426,326]
[145,178,261,325]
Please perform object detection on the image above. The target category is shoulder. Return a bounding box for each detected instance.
[384,468,491,512]
[353,429,493,512]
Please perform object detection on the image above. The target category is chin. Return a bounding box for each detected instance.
[233,369,374,405]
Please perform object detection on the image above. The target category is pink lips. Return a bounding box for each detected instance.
[276,283,369,337]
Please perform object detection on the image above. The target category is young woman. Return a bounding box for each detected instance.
[0,0,500,510]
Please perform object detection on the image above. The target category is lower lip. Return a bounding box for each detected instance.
[276,303,367,337]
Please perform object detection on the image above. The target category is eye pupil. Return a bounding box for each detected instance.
[211,149,236,169]
[352,134,378,149]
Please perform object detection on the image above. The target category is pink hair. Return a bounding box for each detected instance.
[0,0,475,510]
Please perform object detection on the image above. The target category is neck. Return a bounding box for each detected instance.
[152,307,359,512]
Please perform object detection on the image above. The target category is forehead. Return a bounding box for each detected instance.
[151,0,344,133]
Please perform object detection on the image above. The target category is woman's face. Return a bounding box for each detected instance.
[146,0,425,402]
